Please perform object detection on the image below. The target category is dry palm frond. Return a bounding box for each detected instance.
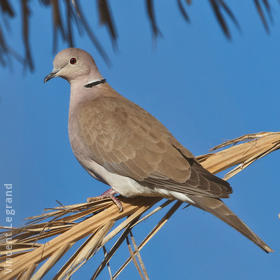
[0,0,276,70]
[199,131,280,179]
[0,131,279,279]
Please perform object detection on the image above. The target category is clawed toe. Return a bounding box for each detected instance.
[87,189,123,212]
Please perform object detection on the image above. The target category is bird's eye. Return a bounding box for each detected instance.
[70,57,77,64]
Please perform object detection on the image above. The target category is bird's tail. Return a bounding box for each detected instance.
[189,195,273,253]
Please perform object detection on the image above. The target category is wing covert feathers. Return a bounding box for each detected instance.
[77,94,231,198]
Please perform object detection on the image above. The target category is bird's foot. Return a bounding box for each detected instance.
[87,189,123,212]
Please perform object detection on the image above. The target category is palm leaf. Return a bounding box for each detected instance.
[0,0,276,70]
[0,131,279,279]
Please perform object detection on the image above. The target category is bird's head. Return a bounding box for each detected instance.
[44,48,100,84]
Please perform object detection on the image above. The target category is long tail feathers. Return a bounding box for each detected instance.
[189,196,273,253]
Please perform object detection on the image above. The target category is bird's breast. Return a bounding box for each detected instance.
[68,111,91,163]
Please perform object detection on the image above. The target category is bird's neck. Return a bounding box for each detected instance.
[70,70,104,87]
[69,76,120,115]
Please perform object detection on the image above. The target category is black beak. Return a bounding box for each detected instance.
[44,71,58,83]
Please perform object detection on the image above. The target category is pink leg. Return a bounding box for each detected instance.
[87,188,123,212]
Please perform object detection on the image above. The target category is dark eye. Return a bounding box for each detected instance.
[70,57,77,64]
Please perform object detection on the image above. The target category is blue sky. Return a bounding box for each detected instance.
[0,1,280,279]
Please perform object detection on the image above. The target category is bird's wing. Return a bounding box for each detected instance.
[188,195,272,253]
[75,94,272,253]
[76,95,231,198]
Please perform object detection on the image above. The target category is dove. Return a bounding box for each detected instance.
[44,48,272,253]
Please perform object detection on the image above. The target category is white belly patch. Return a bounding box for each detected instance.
[85,159,195,204]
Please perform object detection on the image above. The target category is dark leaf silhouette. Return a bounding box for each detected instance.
[177,0,190,22]
[21,0,34,70]
[0,0,14,17]
[146,0,162,37]
[254,0,272,32]
[98,0,118,43]
[0,0,276,71]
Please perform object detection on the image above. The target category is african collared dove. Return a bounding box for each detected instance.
[44,48,272,253]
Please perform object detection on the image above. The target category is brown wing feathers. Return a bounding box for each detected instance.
[76,89,272,253]
[78,94,231,198]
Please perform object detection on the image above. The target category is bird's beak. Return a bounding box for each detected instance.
[44,70,59,83]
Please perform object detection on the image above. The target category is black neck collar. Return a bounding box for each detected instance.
[84,78,106,88]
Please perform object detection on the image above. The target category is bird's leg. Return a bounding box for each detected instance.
[87,188,123,212]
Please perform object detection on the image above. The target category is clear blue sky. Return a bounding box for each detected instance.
[1,1,280,279]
